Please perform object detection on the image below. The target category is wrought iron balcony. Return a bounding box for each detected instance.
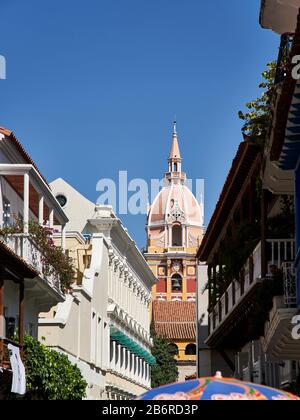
[261,261,299,360]
[275,33,294,85]
[282,262,297,308]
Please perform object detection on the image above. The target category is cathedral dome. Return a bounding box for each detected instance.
[148,184,203,227]
[147,122,204,251]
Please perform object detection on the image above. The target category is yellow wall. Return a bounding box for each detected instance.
[175,340,197,363]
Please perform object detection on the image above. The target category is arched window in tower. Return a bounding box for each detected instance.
[172,224,182,246]
[185,343,196,356]
[174,162,178,172]
[171,274,182,293]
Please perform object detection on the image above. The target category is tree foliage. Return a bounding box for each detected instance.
[23,335,87,400]
[238,61,277,143]
[151,328,178,388]
[220,221,261,284]
[268,196,295,239]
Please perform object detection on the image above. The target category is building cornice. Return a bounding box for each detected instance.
[107,302,152,348]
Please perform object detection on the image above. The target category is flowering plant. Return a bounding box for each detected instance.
[0,218,74,291]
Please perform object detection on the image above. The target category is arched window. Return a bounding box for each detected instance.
[172,274,182,293]
[169,343,179,356]
[185,343,196,356]
[174,163,178,172]
[172,224,182,246]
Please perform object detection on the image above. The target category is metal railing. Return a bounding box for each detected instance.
[282,262,297,308]
[208,239,296,336]
[275,33,294,85]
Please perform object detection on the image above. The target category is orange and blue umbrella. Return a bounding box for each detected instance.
[138,374,300,401]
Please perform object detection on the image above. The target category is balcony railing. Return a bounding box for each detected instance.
[2,234,62,294]
[282,262,297,308]
[208,239,295,337]
[275,33,294,85]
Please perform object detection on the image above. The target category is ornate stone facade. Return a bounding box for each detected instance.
[145,123,205,380]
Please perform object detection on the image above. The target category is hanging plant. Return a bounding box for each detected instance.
[0,218,74,291]
[238,62,277,144]
[220,221,260,285]
[268,196,295,239]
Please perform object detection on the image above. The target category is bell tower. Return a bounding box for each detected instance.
[144,122,205,382]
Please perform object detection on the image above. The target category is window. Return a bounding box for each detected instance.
[97,316,102,366]
[172,224,182,246]
[56,194,67,208]
[3,197,11,227]
[5,317,16,340]
[83,254,92,269]
[91,311,96,362]
[185,343,196,356]
[174,163,178,172]
[110,340,114,364]
[171,274,182,293]
[102,322,108,368]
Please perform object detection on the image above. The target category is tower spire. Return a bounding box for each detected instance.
[169,120,181,160]
[166,121,186,184]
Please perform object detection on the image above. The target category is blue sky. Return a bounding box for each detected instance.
[0,0,279,248]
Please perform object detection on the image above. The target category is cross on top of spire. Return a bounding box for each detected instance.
[173,120,177,135]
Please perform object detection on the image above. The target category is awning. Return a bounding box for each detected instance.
[110,327,156,365]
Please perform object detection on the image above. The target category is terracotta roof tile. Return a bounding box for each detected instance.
[152,301,196,340]
[153,301,196,322]
[154,323,196,340]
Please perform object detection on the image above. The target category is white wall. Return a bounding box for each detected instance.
[50,178,95,234]
[197,263,209,326]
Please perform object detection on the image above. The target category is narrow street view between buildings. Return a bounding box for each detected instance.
[1,0,300,402]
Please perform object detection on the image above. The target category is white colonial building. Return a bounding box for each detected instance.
[0,127,68,397]
[39,179,156,400]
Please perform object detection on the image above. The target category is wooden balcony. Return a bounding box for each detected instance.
[207,239,295,348]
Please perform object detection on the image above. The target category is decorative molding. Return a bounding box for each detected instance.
[167,200,186,224]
